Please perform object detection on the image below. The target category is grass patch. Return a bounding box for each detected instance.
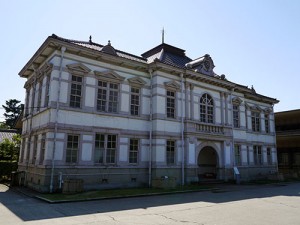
[38,185,211,202]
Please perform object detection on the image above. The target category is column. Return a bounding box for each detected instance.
[185,82,190,120]
[224,93,228,125]
[220,92,224,125]
[190,84,194,120]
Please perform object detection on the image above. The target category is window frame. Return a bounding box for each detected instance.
[234,144,241,166]
[233,104,240,128]
[253,145,262,165]
[39,133,46,165]
[94,133,117,165]
[69,75,83,108]
[129,139,139,164]
[251,111,260,132]
[166,140,176,165]
[267,147,272,165]
[200,93,214,123]
[97,80,119,113]
[130,87,140,116]
[166,90,176,119]
[66,134,79,163]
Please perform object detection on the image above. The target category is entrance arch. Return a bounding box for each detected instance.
[197,146,218,179]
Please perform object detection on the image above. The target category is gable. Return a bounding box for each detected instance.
[94,70,125,82]
[66,63,91,75]
[128,77,146,87]
[164,80,181,91]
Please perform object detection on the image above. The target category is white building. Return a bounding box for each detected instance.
[18,34,279,192]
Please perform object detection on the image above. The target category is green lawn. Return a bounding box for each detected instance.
[38,185,212,202]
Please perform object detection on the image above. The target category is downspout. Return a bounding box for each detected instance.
[50,46,66,193]
[180,73,185,186]
[148,69,153,188]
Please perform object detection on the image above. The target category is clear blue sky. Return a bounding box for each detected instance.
[1,0,299,121]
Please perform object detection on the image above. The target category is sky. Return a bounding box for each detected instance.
[0,0,299,122]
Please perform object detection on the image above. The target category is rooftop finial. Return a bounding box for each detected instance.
[89,35,92,43]
[108,40,111,46]
[161,27,165,44]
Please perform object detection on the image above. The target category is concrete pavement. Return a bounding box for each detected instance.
[0,182,300,225]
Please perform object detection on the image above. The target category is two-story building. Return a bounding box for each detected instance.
[17,34,279,192]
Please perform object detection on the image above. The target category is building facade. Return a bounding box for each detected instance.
[18,34,279,192]
[275,110,300,176]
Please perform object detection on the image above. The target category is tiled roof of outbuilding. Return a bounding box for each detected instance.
[0,130,17,143]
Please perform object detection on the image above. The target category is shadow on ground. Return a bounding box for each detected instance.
[0,182,299,222]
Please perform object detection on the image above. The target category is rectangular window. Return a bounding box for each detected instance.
[166,140,175,165]
[97,81,119,113]
[106,135,117,164]
[251,111,260,132]
[265,114,269,133]
[234,145,241,166]
[44,74,50,107]
[94,134,117,164]
[233,105,240,128]
[267,148,272,165]
[66,135,79,163]
[70,75,82,108]
[39,134,46,165]
[253,145,262,165]
[32,135,38,165]
[37,80,43,112]
[130,87,140,116]
[166,90,175,118]
[129,139,139,164]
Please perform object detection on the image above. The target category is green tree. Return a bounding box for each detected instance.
[2,99,24,129]
[0,134,21,161]
[0,122,9,129]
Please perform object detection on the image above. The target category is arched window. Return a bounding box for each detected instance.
[200,94,214,123]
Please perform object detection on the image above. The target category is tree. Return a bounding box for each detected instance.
[0,122,9,129]
[2,99,24,129]
[0,134,21,161]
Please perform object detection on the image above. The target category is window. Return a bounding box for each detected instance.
[70,75,82,108]
[94,134,117,164]
[129,139,139,164]
[39,134,46,165]
[166,90,176,118]
[32,135,38,165]
[97,81,119,113]
[44,74,50,107]
[251,111,260,132]
[166,140,175,165]
[253,145,262,165]
[234,145,241,166]
[130,87,140,116]
[233,104,240,128]
[267,148,272,165]
[66,135,79,163]
[265,114,269,133]
[37,80,43,112]
[25,89,30,116]
[26,139,30,163]
[200,94,214,123]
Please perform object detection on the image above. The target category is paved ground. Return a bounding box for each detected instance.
[0,182,300,225]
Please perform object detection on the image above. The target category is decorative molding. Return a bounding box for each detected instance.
[232,96,243,105]
[250,104,262,112]
[127,77,146,87]
[66,63,91,75]
[164,80,181,91]
[94,70,125,82]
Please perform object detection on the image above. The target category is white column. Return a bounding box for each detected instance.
[224,93,228,125]
[248,145,254,165]
[241,145,248,166]
[190,84,194,120]
[262,146,267,165]
[220,92,224,125]
[185,82,190,120]
[260,112,265,132]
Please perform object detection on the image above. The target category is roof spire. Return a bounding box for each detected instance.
[89,35,92,43]
[161,27,165,44]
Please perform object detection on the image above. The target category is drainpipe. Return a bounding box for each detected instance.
[50,46,66,193]
[180,73,185,186]
[148,69,153,188]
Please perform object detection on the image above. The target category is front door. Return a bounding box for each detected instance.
[197,146,218,179]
